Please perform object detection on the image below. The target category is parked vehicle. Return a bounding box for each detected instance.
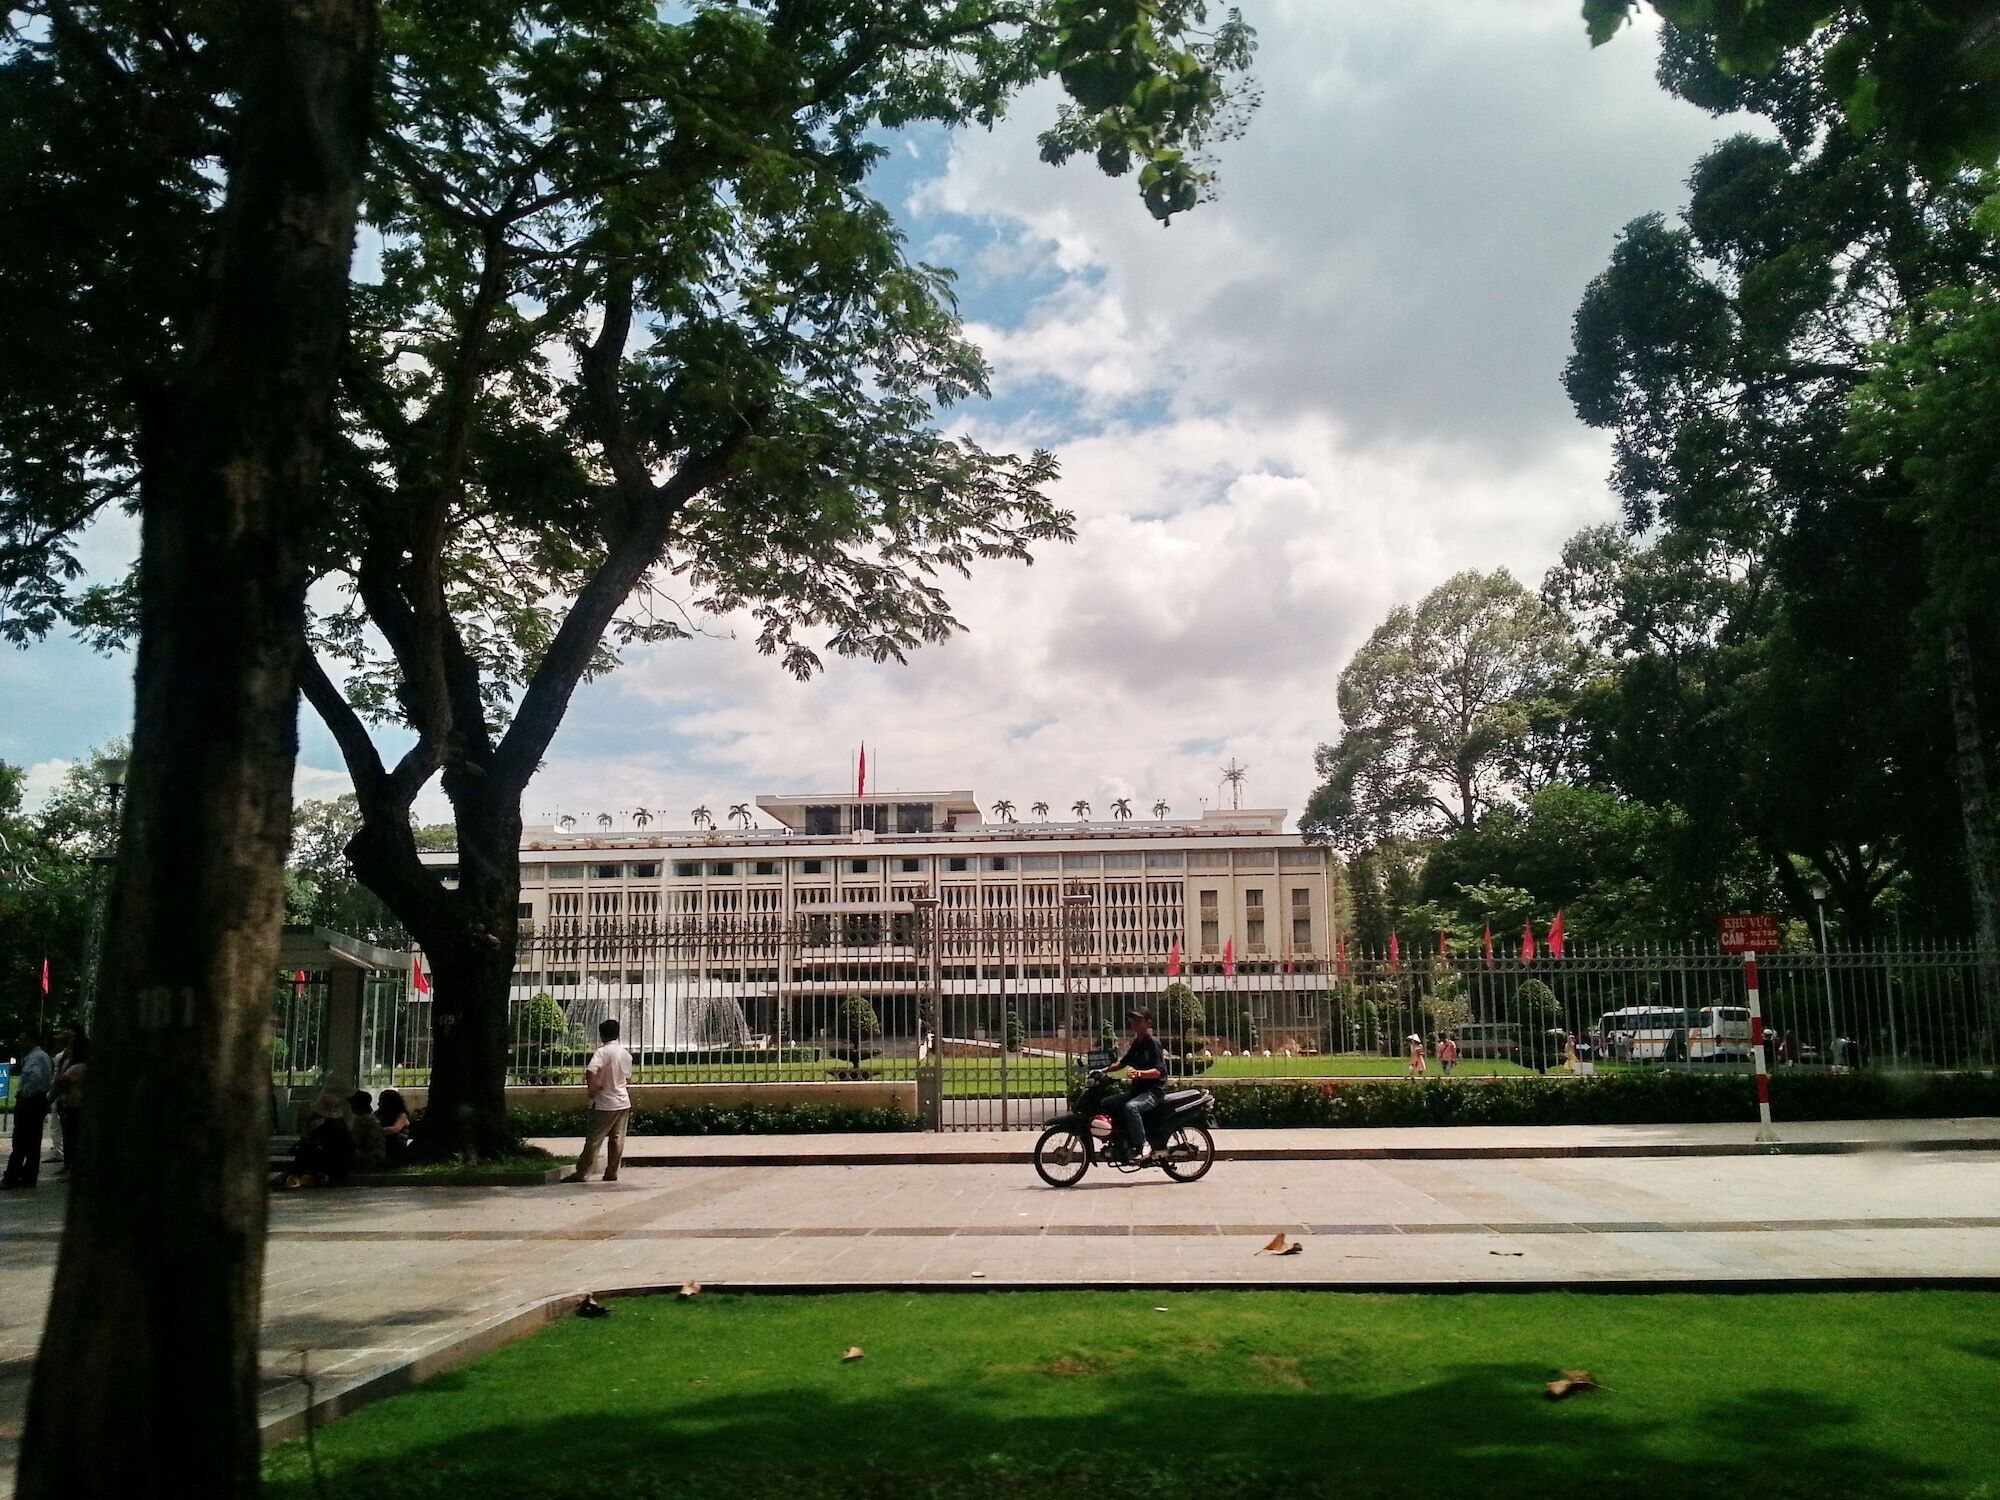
[1452,1022,1521,1061]
[1687,1005,1752,1062]
[1033,1072,1217,1187]
[1596,1006,1696,1062]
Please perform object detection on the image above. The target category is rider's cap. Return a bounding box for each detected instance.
[1128,1007,1154,1023]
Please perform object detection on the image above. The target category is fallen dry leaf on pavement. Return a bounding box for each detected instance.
[1545,1370,1602,1400]
[1260,1234,1305,1256]
[842,1346,865,1362]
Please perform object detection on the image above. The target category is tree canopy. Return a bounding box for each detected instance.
[1303,569,1578,853]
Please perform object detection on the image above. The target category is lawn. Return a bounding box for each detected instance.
[263,1290,2000,1500]
[1199,1054,1540,1078]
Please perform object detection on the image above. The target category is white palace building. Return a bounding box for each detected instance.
[425,788,1342,1049]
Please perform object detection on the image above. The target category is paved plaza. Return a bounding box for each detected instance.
[4,1120,2000,1495]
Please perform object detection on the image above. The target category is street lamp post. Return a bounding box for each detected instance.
[1809,878,1840,1068]
[77,758,127,1031]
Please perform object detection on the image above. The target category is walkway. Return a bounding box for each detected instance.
[4,1117,2000,1496]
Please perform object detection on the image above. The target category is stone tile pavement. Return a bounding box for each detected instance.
[5,1119,2000,1496]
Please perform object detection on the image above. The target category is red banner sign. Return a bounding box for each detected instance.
[1720,913,1780,953]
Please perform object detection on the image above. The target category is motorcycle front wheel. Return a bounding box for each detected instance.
[1033,1125,1092,1187]
[1160,1125,1215,1182]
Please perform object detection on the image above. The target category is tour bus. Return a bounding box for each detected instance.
[1595,1006,1693,1062]
[1686,1004,1753,1062]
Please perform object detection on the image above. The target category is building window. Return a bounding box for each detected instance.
[849,858,875,875]
[754,860,778,876]
[628,862,659,878]
[896,803,933,834]
[549,970,580,987]
[1280,848,1323,869]
[1291,887,1312,950]
[947,856,970,872]
[516,902,534,920]
[547,863,585,880]
[985,856,1011,872]
[804,805,841,835]
[673,861,699,878]
[1245,889,1265,951]
[1063,853,1101,871]
[593,863,623,880]
[1199,889,1219,952]
[798,859,825,876]
[1104,853,1142,870]
[1019,854,1058,872]
[1145,852,1184,869]
[899,857,922,873]
[708,861,736,877]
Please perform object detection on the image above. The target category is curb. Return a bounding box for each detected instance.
[603,1136,2000,1169]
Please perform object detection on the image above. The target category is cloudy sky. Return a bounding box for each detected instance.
[3,1,1734,829]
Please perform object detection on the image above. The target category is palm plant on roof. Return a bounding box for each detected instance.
[692,806,713,831]
[991,799,1015,822]
[1071,799,1091,821]
[729,802,753,830]
[1031,800,1050,820]
[1152,799,1170,819]
[1111,798,1132,820]
[632,808,653,830]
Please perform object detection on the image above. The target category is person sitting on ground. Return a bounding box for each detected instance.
[282,1092,358,1188]
[376,1087,413,1161]
[1103,1008,1167,1161]
[347,1090,386,1169]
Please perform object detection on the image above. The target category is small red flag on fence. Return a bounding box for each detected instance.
[1337,935,1349,976]
[412,956,431,995]
[1521,921,1536,963]
[1222,937,1235,976]
[1484,921,1494,968]
[292,969,306,997]
[1548,910,1565,959]
[1388,931,1400,971]
[1438,927,1448,958]
[1168,940,1181,977]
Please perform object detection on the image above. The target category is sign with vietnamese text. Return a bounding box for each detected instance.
[1720,913,1780,953]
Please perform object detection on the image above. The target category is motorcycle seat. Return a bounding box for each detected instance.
[1162,1089,1206,1109]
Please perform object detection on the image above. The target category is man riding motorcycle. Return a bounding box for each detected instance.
[1103,1007,1168,1161]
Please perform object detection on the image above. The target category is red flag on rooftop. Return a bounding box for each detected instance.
[412,955,431,996]
[857,743,867,798]
[1483,921,1494,969]
[1548,909,1566,959]
[1521,920,1536,963]
[1222,937,1235,976]
[1167,940,1181,977]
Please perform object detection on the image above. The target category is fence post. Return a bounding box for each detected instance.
[1745,951,1777,1142]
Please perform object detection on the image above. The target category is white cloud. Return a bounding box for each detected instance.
[20,759,74,809]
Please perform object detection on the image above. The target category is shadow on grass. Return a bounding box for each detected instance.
[266,1357,1952,1500]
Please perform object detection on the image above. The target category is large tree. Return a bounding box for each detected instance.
[289,1,1257,1157]
[3,0,378,1495]
[1303,569,1579,852]
[1561,27,1997,942]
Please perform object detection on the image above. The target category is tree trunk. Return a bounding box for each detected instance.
[1942,619,2000,1044]
[16,3,374,1496]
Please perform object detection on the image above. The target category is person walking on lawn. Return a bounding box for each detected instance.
[2,1029,54,1188]
[564,1018,633,1184]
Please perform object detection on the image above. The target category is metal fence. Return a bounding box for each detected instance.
[255,910,1999,1131]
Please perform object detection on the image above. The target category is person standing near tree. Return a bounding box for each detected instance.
[564,1019,632,1185]
[3,1030,55,1189]
[1407,1034,1428,1079]
[52,1031,87,1182]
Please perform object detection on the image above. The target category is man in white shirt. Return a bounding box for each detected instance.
[563,1018,633,1184]
[2,1030,54,1189]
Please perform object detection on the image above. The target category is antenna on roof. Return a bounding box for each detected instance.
[1219,758,1248,812]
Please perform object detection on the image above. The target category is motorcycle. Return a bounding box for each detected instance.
[1032,1070,1217,1187]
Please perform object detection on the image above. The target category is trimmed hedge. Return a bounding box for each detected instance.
[1208,1070,2000,1129]
[507,1102,916,1137]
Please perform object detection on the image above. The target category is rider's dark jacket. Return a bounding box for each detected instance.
[1111,1033,1166,1091]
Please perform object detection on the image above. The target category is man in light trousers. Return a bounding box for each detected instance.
[564,1017,633,1184]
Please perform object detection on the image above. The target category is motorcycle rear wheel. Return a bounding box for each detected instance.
[1033,1125,1092,1187]
[1159,1125,1215,1182]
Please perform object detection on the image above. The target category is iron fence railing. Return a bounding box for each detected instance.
[262,917,2000,1130]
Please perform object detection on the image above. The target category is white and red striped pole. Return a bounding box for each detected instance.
[1745,951,1777,1142]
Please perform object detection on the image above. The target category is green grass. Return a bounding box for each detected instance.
[264,1290,2000,1500]
[863,1057,1073,1097]
[373,1153,573,1178]
[1199,1054,1539,1078]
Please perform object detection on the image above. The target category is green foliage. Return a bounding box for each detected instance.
[1304,570,1580,853]
[1511,979,1565,1071]
[516,992,572,1045]
[1232,1008,1259,1052]
[1582,0,2000,177]
[1210,1068,2000,1129]
[840,994,882,1042]
[504,1103,913,1137]
[1157,981,1205,1041]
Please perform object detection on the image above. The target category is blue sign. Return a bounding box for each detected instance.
[0,1069,11,1101]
